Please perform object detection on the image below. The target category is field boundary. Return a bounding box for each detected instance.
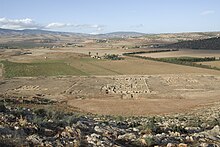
[123,51,220,71]
[87,62,123,75]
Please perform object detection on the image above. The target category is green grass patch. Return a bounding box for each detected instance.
[1,60,87,78]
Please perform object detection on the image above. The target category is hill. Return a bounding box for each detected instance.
[0,28,90,37]
[94,31,146,38]
[0,28,145,39]
[162,37,220,50]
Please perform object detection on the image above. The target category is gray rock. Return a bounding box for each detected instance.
[118,133,136,141]
[185,127,201,133]
[94,125,103,133]
[133,127,139,132]
[26,134,43,145]
[199,143,219,147]
[199,125,220,141]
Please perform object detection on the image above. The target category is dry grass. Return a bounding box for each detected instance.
[197,61,220,68]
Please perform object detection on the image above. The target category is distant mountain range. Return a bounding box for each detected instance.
[93,32,146,38]
[0,28,145,38]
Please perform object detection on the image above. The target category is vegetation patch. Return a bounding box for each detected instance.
[123,49,179,55]
[0,60,87,78]
[162,37,220,50]
[103,54,124,60]
[158,56,216,63]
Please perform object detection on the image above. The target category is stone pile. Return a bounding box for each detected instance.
[102,77,152,99]
[0,101,220,146]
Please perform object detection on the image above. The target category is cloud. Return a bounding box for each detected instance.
[200,10,215,16]
[46,23,104,33]
[0,17,105,32]
[0,17,42,29]
[45,22,72,29]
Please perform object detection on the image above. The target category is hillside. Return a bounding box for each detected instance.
[163,37,220,50]
[94,31,146,39]
[0,28,145,39]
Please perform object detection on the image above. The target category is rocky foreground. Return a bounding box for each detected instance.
[0,97,220,147]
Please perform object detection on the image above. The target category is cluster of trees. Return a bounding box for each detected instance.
[164,37,220,50]
[0,44,18,49]
[161,57,217,63]
[103,54,124,60]
[123,49,179,55]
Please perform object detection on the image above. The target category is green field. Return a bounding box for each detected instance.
[0,60,87,78]
[2,54,220,78]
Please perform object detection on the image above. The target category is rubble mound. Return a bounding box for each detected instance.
[0,100,220,146]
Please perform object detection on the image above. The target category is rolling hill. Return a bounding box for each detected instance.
[162,37,220,50]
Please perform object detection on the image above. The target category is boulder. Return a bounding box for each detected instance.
[26,134,43,145]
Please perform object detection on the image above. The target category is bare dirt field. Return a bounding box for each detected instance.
[139,49,220,58]
[1,74,220,116]
[197,61,220,68]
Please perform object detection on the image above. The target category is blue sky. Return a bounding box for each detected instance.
[1,0,220,34]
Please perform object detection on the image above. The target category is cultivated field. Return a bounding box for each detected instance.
[139,49,220,58]
[197,61,220,68]
[1,32,220,146]
[1,45,220,116]
[1,35,220,116]
[1,51,220,78]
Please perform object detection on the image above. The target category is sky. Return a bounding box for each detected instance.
[0,0,220,34]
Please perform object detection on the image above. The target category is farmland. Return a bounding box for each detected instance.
[1,30,220,146]
[138,49,220,58]
[197,61,220,69]
[1,51,220,78]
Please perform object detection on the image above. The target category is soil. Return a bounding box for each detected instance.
[1,47,220,116]
[1,74,220,116]
[197,61,220,68]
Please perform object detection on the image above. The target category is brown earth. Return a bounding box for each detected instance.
[1,47,220,116]
[197,61,220,68]
[1,74,220,116]
[3,50,220,76]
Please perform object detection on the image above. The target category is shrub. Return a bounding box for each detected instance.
[104,54,124,60]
